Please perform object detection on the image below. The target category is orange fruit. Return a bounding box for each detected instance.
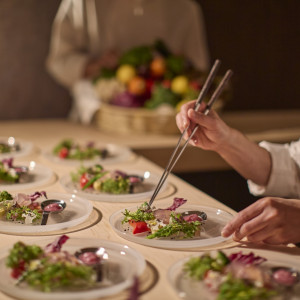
[128,76,146,95]
[150,57,166,77]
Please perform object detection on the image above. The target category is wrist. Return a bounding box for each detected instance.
[215,127,238,155]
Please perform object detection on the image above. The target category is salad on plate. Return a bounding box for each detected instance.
[1,235,146,299]
[181,251,300,300]
[6,235,98,292]
[0,190,47,224]
[71,164,144,194]
[0,137,33,159]
[0,158,29,184]
[53,139,108,160]
[0,137,20,154]
[121,197,206,239]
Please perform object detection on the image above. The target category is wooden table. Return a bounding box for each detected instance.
[0,119,299,300]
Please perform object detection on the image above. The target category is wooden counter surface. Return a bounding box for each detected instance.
[0,119,299,300]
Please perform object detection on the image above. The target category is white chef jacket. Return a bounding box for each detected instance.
[248,139,300,198]
[46,0,210,89]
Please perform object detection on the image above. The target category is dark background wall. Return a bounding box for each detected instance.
[0,0,72,120]
[198,0,300,111]
[0,0,299,120]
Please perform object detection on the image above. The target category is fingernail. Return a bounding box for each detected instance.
[187,109,194,118]
[221,228,229,237]
[183,119,187,128]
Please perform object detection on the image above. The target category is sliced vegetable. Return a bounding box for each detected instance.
[129,220,150,234]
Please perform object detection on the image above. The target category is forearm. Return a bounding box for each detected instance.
[217,128,272,186]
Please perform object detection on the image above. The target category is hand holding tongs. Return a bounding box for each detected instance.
[148,59,233,207]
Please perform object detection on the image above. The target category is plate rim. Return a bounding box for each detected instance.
[59,170,167,202]
[167,249,300,300]
[0,192,93,234]
[109,204,233,249]
[0,162,54,192]
[43,143,133,166]
[0,136,33,159]
[0,237,146,300]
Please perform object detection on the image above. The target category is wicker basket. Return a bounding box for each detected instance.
[95,101,223,135]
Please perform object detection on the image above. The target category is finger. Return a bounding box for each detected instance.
[245,225,280,244]
[194,101,207,113]
[232,210,273,241]
[175,113,187,133]
[262,234,286,245]
[221,202,264,237]
[177,101,196,130]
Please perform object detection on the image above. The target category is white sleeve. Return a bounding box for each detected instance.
[247,139,300,198]
[45,0,89,89]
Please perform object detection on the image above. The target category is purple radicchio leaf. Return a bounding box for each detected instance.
[29,191,47,201]
[166,197,187,211]
[229,252,267,266]
[44,235,69,253]
[86,141,95,148]
[2,158,13,168]
[113,170,128,178]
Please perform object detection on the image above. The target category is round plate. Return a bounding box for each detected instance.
[0,161,54,191]
[43,143,132,166]
[0,192,93,234]
[167,251,300,300]
[0,238,146,300]
[0,137,33,159]
[59,170,167,202]
[109,204,233,249]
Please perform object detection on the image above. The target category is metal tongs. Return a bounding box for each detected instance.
[148,59,233,207]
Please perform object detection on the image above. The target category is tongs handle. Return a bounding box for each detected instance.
[148,60,230,207]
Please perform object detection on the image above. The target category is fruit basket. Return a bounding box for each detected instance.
[96,101,223,135]
[93,40,229,135]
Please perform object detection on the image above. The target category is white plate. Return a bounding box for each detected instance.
[0,161,54,191]
[0,237,146,300]
[43,143,132,166]
[168,251,300,300]
[109,204,233,249]
[59,170,167,202]
[0,192,93,234]
[0,136,33,159]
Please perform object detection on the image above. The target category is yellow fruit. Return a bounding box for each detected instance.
[171,76,189,95]
[116,64,136,84]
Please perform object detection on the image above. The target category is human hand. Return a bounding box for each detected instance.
[175,100,231,152]
[221,197,300,245]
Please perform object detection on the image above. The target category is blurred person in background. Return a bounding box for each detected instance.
[46,0,210,123]
[176,100,300,246]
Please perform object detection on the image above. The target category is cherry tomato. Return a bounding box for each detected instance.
[80,173,91,189]
[59,147,69,159]
[11,261,25,279]
[129,220,150,234]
